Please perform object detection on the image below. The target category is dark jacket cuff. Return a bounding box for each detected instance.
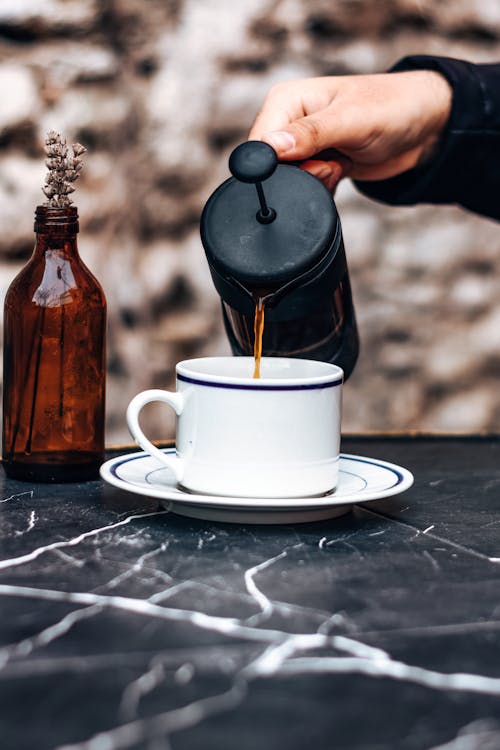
[353,55,500,221]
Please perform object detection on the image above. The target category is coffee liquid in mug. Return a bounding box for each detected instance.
[253,298,265,378]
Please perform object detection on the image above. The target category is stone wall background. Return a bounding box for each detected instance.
[1,0,500,443]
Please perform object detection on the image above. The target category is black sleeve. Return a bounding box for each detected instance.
[353,55,500,222]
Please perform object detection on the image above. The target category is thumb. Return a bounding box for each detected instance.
[261,111,338,161]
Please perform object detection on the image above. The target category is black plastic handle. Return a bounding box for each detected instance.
[229,141,278,224]
[229,141,278,183]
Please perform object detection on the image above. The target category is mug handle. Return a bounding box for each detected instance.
[126,389,185,482]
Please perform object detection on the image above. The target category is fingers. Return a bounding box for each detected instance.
[249,79,325,141]
[249,78,366,165]
[261,103,358,163]
[302,156,353,192]
[259,112,328,160]
[247,70,453,187]
[249,100,294,142]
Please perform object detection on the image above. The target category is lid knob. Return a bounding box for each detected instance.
[229,141,277,224]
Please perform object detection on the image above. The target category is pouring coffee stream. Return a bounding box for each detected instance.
[200,141,359,379]
[253,297,265,378]
[227,141,277,378]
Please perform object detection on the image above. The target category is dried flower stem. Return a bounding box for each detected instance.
[42,130,86,207]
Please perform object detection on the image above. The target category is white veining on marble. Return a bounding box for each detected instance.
[362,506,500,564]
[4,487,500,750]
[118,527,151,546]
[120,657,169,721]
[14,509,37,536]
[147,576,330,626]
[244,632,387,683]
[56,680,247,750]
[0,603,104,670]
[1,647,246,679]
[483,519,500,528]
[320,527,366,559]
[325,530,362,547]
[3,537,500,750]
[51,548,87,568]
[317,612,351,635]
[52,629,394,750]
[423,549,441,572]
[2,581,500,699]
[119,658,193,724]
[363,619,500,639]
[277,653,500,694]
[428,719,500,749]
[197,532,216,550]
[0,584,284,643]
[174,663,195,685]
[96,542,172,593]
[0,490,34,504]
[0,510,169,571]
[244,550,288,625]
[147,580,197,604]
[333,634,390,661]
[242,633,325,677]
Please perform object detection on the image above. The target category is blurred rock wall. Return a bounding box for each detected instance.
[1,0,500,442]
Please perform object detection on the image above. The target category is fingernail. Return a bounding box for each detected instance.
[263,131,296,153]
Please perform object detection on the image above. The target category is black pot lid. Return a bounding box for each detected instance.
[200,141,339,288]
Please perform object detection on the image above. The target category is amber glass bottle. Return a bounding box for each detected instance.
[2,206,106,481]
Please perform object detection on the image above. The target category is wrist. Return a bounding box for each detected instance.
[415,70,452,166]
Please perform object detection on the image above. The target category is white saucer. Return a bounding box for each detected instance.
[100,449,414,524]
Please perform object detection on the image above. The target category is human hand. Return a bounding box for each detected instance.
[249,70,452,191]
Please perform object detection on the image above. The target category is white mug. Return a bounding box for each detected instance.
[126,356,343,498]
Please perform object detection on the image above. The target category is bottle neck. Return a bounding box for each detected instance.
[33,206,80,260]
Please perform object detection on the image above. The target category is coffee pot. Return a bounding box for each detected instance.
[200,141,359,378]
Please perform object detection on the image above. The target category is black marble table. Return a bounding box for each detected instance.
[2,436,500,750]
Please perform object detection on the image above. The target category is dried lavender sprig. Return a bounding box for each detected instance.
[42,131,87,207]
